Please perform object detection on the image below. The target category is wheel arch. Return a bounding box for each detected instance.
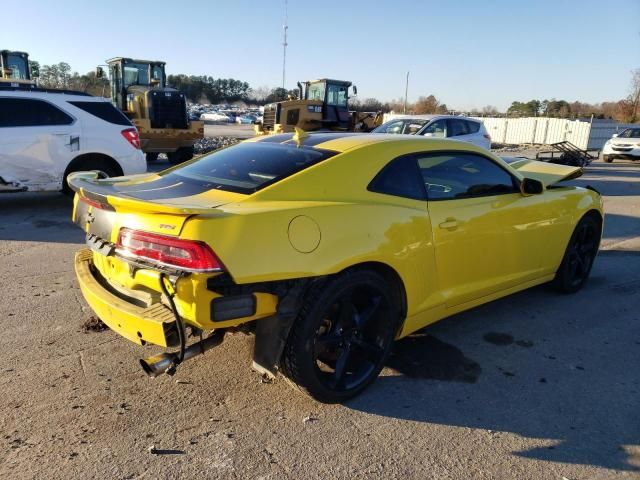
[583,208,603,226]
[340,261,408,328]
[64,152,123,179]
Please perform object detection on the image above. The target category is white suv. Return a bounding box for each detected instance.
[372,115,492,150]
[602,127,640,163]
[0,87,146,193]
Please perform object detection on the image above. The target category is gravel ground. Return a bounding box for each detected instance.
[0,158,639,479]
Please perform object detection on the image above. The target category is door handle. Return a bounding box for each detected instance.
[439,218,459,230]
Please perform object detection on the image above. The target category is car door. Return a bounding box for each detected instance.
[418,151,552,307]
[0,97,80,190]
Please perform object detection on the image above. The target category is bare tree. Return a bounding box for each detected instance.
[414,95,447,114]
[629,68,640,123]
[481,105,499,115]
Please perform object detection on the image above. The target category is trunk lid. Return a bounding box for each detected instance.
[506,158,582,187]
[69,171,244,242]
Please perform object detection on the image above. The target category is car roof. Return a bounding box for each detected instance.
[383,114,482,123]
[249,132,482,154]
[0,87,106,101]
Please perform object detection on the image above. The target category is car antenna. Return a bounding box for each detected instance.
[293,126,309,146]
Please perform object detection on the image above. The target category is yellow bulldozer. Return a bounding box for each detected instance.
[0,50,36,85]
[256,79,382,135]
[97,57,203,164]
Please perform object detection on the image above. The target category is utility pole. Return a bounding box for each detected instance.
[403,71,409,114]
[282,0,288,90]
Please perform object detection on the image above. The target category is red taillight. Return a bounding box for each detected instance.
[121,128,141,149]
[80,196,106,209]
[117,228,223,272]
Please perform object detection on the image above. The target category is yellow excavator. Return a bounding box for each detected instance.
[97,57,203,164]
[256,79,382,135]
[0,50,36,85]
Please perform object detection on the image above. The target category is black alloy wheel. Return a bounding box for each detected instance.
[552,215,601,293]
[282,270,400,403]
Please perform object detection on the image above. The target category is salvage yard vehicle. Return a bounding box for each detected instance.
[97,57,204,164]
[69,132,603,403]
[373,115,492,150]
[0,86,146,193]
[602,127,640,162]
[257,79,382,134]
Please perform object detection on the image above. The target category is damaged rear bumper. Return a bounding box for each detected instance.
[75,249,177,347]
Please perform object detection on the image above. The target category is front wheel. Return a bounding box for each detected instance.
[603,155,613,163]
[552,214,601,293]
[281,270,400,403]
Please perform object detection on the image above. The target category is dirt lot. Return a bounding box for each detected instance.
[0,157,639,479]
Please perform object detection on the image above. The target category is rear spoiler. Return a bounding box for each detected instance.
[67,171,222,215]
[507,159,582,187]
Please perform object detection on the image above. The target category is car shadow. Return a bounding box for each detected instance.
[0,192,84,244]
[347,272,640,472]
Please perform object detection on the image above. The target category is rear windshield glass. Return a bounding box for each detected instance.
[163,142,337,194]
[68,101,132,126]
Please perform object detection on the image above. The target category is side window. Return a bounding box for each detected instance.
[417,153,518,200]
[326,84,348,106]
[0,98,73,127]
[68,101,132,126]
[422,119,446,138]
[447,119,469,137]
[466,120,480,134]
[379,120,405,134]
[368,155,426,200]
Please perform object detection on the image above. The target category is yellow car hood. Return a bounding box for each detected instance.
[67,171,245,214]
[507,158,583,187]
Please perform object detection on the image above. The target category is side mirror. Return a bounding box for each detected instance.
[520,177,544,195]
[352,85,358,96]
[95,66,104,78]
[30,64,40,79]
[612,133,619,138]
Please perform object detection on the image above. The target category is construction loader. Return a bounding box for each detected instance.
[0,50,36,85]
[256,79,382,135]
[97,58,203,164]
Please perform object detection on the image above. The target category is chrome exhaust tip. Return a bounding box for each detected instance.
[140,353,177,378]
[140,330,225,378]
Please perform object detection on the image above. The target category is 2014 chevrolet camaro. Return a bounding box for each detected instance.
[70,132,603,403]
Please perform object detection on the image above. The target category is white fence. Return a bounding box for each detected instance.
[382,114,636,150]
[472,117,636,150]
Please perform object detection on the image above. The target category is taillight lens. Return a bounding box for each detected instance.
[121,128,141,149]
[80,196,107,210]
[117,228,223,272]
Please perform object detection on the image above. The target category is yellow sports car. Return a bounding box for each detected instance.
[69,132,603,403]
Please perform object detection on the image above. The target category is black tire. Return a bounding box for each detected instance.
[603,155,613,163]
[145,152,159,162]
[281,269,400,403]
[552,214,601,294]
[63,156,122,195]
[167,146,194,165]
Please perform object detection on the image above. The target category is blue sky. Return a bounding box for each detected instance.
[4,0,639,110]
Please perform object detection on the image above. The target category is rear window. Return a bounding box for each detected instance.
[68,101,132,126]
[466,120,480,134]
[163,142,337,194]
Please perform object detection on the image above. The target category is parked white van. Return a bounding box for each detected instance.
[0,86,146,194]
